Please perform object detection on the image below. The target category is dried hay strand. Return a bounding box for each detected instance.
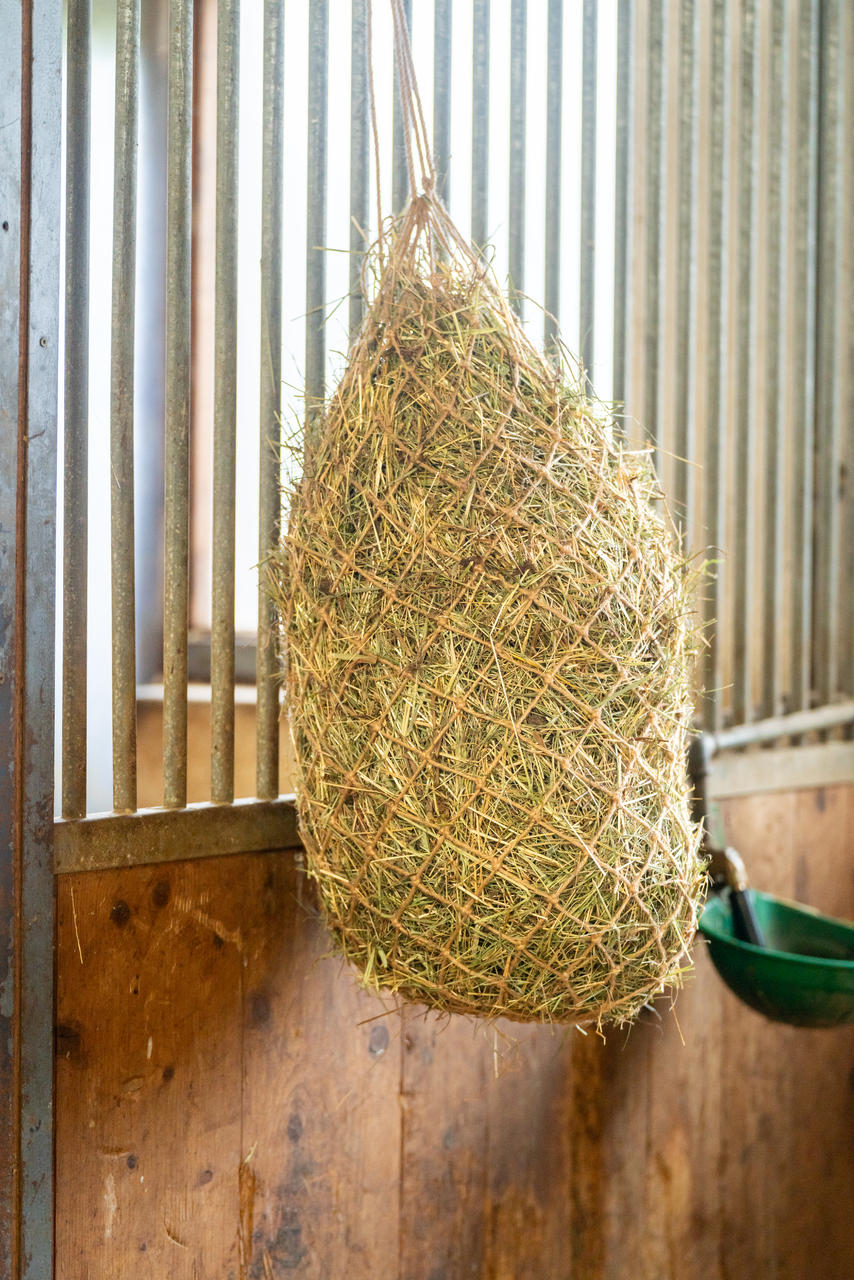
[272,186,704,1028]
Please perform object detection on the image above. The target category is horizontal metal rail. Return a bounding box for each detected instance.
[703,701,854,757]
[55,797,300,874]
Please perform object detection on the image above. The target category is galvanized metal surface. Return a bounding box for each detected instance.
[0,0,61,1272]
[672,0,697,541]
[391,0,413,213]
[210,0,240,806]
[701,0,730,732]
[708,700,854,754]
[508,0,526,312]
[433,0,452,209]
[55,798,300,874]
[350,0,370,341]
[814,0,844,709]
[61,0,90,820]
[731,0,759,726]
[644,0,665,461]
[306,0,329,417]
[256,0,284,801]
[543,0,562,352]
[579,0,597,382]
[789,0,819,714]
[0,5,23,1264]
[16,1,61,1263]
[471,0,489,250]
[841,0,854,702]
[163,0,194,809]
[110,0,140,813]
[135,0,168,688]
[612,0,632,411]
[760,0,786,719]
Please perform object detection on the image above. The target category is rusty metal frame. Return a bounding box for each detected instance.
[0,0,62,1274]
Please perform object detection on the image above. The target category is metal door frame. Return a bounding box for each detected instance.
[0,1,61,1274]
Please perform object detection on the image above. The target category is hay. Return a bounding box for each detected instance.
[270,190,704,1028]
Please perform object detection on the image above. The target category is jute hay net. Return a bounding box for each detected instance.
[271,1,704,1028]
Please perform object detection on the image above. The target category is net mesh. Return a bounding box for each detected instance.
[271,190,704,1028]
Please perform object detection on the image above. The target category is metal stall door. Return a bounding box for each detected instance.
[0,0,853,1273]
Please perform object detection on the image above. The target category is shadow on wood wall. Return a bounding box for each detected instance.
[55,784,854,1278]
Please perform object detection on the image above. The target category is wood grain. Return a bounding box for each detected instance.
[55,785,854,1279]
[56,857,245,1278]
[239,852,401,1278]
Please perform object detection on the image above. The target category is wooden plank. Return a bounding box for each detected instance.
[56,857,246,1277]
[398,1008,489,1279]
[716,790,797,1277]
[638,951,725,1277]
[776,785,854,1279]
[483,1023,578,1280]
[598,1017,651,1278]
[398,1012,579,1279]
[239,851,402,1277]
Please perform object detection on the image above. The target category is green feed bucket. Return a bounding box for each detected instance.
[699,890,854,1028]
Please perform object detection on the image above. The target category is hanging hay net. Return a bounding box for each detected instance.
[269,1,704,1028]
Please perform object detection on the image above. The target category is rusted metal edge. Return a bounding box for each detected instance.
[55,797,302,874]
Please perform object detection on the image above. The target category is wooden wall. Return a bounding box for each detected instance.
[55,782,854,1278]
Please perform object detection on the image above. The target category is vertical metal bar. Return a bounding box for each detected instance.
[702,0,731,732]
[0,6,24,1260]
[579,0,597,381]
[135,0,168,687]
[0,6,23,1260]
[814,0,843,707]
[62,0,90,818]
[433,0,452,209]
[163,0,194,809]
[612,0,633,410]
[644,0,665,461]
[257,0,284,801]
[509,0,526,312]
[110,0,140,812]
[840,0,854,702]
[210,0,239,805]
[760,0,787,718]
[544,0,562,352]
[673,0,698,545]
[0,0,61,1270]
[471,0,489,249]
[0,13,23,1259]
[306,0,328,417]
[350,0,369,342]
[790,0,819,713]
[731,0,759,726]
[392,0,412,213]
